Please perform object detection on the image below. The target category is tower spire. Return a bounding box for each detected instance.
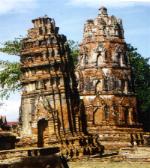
[99,6,108,16]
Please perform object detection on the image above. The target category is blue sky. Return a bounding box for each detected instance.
[0,0,150,121]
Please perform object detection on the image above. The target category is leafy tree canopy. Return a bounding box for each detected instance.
[67,40,79,65]
[127,44,150,130]
[0,38,21,99]
[0,38,21,55]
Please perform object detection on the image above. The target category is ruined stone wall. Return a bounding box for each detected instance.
[76,7,139,133]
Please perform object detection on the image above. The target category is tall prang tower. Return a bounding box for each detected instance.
[76,7,140,135]
[20,16,80,146]
[19,16,104,155]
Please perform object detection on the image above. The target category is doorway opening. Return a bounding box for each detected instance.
[37,118,48,147]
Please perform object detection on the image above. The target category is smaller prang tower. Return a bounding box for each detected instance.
[20,16,80,146]
[76,7,142,147]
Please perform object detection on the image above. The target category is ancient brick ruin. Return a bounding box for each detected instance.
[19,7,145,154]
[76,7,138,129]
[75,7,145,149]
[20,16,79,143]
[19,16,103,156]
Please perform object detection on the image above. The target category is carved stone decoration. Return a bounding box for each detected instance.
[80,54,87,67]
[96,80,103,93]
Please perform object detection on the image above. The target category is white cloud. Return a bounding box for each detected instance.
[0,99,20,121]
[0,93,21,121]
[0,0,37,15]
[67,0,150,7]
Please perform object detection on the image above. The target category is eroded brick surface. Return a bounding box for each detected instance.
[75,7,145,148]
[19,16,80,146]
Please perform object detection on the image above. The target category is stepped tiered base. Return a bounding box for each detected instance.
[119,147,150,161]
[16,132,104,159]
[87,124,149,150]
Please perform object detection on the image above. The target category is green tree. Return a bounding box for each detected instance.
[67,40,79,65]
[127,44,150,130]
[0,38,21,56]
[0,38,21,99]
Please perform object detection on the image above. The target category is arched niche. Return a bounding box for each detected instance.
[112,45,124,65]
[93,107,103,125]
[75,71,84,91]
[119,97,136,125]
[95,79,103,94]
[93,96,107,124]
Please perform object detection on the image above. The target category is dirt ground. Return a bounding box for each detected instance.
[68,160,150,168]
[1,156,150,168]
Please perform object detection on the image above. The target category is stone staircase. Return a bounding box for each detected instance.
[119,147,150,161]
[88,125,148,150]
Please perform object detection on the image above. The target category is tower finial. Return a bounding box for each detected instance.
[99,6,108,16]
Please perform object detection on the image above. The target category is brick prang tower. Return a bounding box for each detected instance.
[20,16,80,145]
[19,16,103,156]
[75,7,143,148]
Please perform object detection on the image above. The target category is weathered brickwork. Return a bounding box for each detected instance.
[19,7,145,153]
[20,16,80,146]
[19,16,104,156]
[76,7,139,132]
